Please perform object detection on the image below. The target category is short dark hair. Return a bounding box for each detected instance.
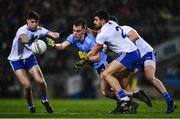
[26,11,40,20]
[94,9,109,22]
[109,16,118,23]
[73,18,87,29]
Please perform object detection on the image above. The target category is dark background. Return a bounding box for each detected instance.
[0,0,180,99]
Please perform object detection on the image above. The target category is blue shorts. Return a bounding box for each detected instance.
[115,50,140,71]
[96,56,112,74]
[9,55,38,71]
[134,52,156,71]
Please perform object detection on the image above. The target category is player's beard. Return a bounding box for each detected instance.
[95,25,101,30]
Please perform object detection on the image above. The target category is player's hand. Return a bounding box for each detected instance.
[46,38,56,47]
[78,51,88,61]
[74,59,87,73]
[74,64,81,73]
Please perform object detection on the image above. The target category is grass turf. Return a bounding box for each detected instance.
[0,99,179,118]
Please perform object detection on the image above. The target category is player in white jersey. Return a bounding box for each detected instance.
[121,25,176,113]
[97,18,176,113]
[86,18,151,114]
[8,11,60,113]
[87,10,141,113]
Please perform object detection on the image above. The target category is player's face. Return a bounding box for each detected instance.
[94,17,102,30]
[73,25,85,40]
[27,19,39,31]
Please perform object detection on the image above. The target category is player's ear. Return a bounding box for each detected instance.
[83,28,86,34]
[83,25,87,34]
[26,19,30,24]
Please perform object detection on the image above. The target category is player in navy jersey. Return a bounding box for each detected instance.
[8,11,60,113]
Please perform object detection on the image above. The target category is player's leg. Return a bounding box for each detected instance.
[29,65,53,113]
[144,60,176,113]
[99,65,136,113]
[100,77,117,100]
[24,55,53,113]
[101,60,129,100]
[101,67,151,108]
[102,50,141,113]
[119,71,152,107]
[100,74,138,113]
[110,70,139,113]
[15,69,35,113]
[10,59,35,113]
[101,60,139,113]
[100,70,135,100]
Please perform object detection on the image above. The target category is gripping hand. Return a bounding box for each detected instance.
[78,51,88,61]
[46,38,56,47]
[74,59,87,73]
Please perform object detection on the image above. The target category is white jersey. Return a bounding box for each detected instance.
[121,25,153,57]
[8,25,48,61]
[96,21,137,53]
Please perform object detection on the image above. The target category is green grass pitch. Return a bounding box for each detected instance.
[0,99,179,118]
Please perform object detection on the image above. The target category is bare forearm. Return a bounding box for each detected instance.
[55,44,65,50]
[47,31,60,39]
[88,52,100,62]
[127,30,139,43]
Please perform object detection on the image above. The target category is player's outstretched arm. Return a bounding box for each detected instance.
[46,31,60,39]
[55,41,70,50]
[46,37,71,50]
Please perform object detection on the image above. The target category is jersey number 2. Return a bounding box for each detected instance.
[115,26,126,38]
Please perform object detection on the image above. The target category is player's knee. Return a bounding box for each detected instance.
[36,78,46,84]
[21,81,31,89]
[145,73,155,82]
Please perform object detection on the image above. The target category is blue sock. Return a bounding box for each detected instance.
[28,101,34,107]
[41,95,48,103]
[162,92,172,104]
[117,90,127,99]
[132,92,136,97]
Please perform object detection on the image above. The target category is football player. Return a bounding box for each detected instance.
[8,11,59,113]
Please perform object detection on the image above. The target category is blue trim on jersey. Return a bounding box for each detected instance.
[134,52,156,71]
[115,50,140,71]
[66,33,108,70]
[9,55,38,71]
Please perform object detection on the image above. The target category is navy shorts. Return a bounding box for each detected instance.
[134,52,156,71]
[9,55,38,71]
[115,50,140,71]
